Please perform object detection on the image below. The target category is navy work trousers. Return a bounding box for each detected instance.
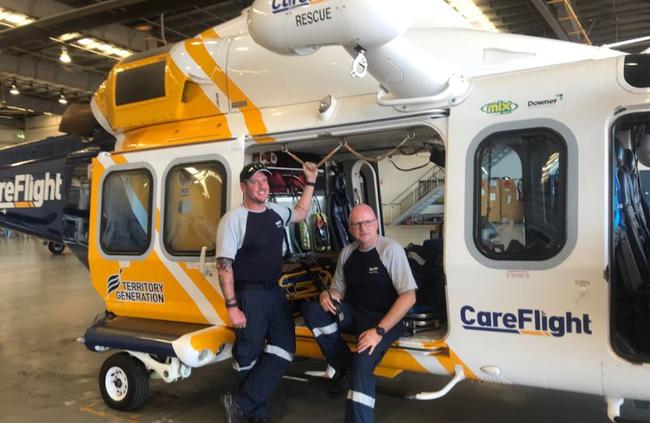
[233,286,295,418]
[302,301,403,423]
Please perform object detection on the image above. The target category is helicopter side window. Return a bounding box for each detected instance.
[163,161,227,256]
[115,60,166,106]
[474,128,567,260]
[623,55,650,89]
[100,169,153,255]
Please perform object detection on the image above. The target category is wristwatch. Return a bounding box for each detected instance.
[375,325,386,336]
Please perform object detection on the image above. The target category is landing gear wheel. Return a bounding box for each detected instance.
[47,241,65,255]
[99,352,150,411]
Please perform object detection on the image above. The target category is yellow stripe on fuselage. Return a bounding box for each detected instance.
[435,348,478,380]
[184,39,229,102]
[189,326,235,353]
[111,154,128,166]
[199,28,220,39]
[184,38,273,140]
[155,209,161,234]
[295,326,477,379]
[180,262,229,323]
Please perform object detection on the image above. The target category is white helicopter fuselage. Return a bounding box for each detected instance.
[84,1,650,420]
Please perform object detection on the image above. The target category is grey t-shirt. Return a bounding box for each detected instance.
[332,236,417,296]
[216,202,292,260]
[216,203,293,286]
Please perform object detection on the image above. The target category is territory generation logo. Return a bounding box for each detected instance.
[481,100,519,116]
[106,269,165,304]
[461,305,592,337]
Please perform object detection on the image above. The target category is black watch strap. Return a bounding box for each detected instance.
[305,181,316,187]
[375,325,386,336]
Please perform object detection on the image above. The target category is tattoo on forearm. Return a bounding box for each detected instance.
[217,257,233,272]
[217,257,235,302]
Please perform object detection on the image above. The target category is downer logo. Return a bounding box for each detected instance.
[528,94,564,108]
[460,305,592,337]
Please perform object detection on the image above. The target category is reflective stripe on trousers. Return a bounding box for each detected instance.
[264,344,294,362]
[347,390,375,409]
[312,322,338,337]
[232,359,257,372]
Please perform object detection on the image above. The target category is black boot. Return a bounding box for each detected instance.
[221,392,247,423]
[327,364,352,398]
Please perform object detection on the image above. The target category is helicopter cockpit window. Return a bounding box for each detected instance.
[623,55,650,89]
[100,169,153,255]
[475,129,567,261]
[115,60,166,106]
[163,161,226,256]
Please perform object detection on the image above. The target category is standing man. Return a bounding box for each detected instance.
[217,161,318,423]
[302,204,417,423]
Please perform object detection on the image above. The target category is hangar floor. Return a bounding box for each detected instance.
[0,237,612,423]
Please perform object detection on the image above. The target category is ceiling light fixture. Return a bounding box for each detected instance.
[58,32,81,42]
[134,23,153,32]
[0,7,133,61]
[59,47,72,64]
[446,0,498,32]
[0,7,35,28]
[58,93,68,105]
[9,83,19,95]
[75,37,132,59]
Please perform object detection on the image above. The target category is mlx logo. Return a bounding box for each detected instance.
[481,100,519,115]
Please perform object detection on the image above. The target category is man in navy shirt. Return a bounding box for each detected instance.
[303,204,417,423]
[217,161,318,423]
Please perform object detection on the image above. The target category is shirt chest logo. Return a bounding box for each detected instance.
[275,220,283,228]
[368,266,379,274]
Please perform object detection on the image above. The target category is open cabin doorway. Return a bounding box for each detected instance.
[247,122,449,342]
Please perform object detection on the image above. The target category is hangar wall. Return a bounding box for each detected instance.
[0,115,62,149]
[25,115,63,142]
[379,152,438,224]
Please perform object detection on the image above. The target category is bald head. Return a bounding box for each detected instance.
[348,204,379,250]
[349,204,376,222]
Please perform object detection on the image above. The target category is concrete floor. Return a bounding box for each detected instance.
[0,237,613,423]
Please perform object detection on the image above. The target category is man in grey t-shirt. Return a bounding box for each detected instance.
[302,204,417,423]
[217,161,318,423]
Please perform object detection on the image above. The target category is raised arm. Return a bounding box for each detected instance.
[291,161,319,223]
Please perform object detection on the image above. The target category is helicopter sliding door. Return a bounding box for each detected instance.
[87,138,244,325]
[610,111,650,363]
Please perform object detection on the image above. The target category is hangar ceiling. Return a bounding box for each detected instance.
[0,0,648,124]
